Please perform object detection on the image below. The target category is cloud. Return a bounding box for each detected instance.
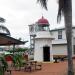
[0,0,75,47]
[2,0,40,11]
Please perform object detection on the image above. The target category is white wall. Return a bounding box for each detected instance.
[34,38,53,62]
[51,28,75,55]
[31,26,75,61]
[51,29,66,40]
[52,45,67,55]
[35,31,54,39]
[51,31,58,40]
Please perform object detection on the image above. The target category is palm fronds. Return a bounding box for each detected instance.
[0,25,10,35]
[37,0,48,10]
[37,0,66,23]
[0,17,5,23]
[57,0,64,23]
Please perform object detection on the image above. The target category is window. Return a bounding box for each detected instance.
[43,26,49,31]
[58,30,62,39]
[38,25,49,31]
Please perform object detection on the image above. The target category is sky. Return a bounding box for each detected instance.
[0,0,75,47]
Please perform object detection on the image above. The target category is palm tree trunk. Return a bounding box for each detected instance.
[64,0,74,75]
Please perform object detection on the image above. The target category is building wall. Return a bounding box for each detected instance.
[35,31,54,39]
[29,23,75,61]
[52,45,67,55]
[51,31,58,40]
[51,29,66,40]
[34,38,53,62]
[51,28,75,41]
[51,28,75,56]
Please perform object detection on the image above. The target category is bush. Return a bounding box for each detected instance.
[12,54,26,69]
[0,56,8,75]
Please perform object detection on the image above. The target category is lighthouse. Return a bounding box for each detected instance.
[29,16,54,62]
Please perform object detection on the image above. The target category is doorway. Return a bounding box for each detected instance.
[43,46,50,61]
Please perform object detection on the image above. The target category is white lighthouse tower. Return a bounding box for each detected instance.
[29,16,54,62]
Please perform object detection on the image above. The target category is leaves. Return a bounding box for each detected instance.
[0,17,5,23]
[57,0,64,23]
[37,0,48,10]
[37,0,66,23]
[0,25,10,35]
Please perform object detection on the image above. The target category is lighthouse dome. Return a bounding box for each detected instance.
[37,16,49,25]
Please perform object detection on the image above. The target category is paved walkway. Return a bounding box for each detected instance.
[6,60,75,75]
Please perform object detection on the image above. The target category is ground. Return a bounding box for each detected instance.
[5,60,75,75]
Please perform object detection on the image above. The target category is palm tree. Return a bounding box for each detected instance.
[0,17,10,35]
[0,17,5,23]
[37,0,74,75]
[0,25,10,35]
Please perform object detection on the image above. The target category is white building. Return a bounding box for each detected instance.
[29,16,75,62]
[51,27,75,58]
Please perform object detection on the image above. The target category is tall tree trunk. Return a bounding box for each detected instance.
[64,0,74,75]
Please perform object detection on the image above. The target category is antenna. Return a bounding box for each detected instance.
[42,13,44,19]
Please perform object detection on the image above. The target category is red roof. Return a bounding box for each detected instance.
[38,16,49,25]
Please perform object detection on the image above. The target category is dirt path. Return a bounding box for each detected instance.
[6,60,75,75]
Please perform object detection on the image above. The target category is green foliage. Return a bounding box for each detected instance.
[1,58,8,69]
[0,56,8,75]
[12,54,26,68]
[16,48,28,52]
[7,47,28,53]
[0,64,4,75]
[0,69,4,75]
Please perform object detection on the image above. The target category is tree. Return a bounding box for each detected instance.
[37,0,74,75]
[0,17,10,35]
[0,17,5,23]
[0,25,10,35]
